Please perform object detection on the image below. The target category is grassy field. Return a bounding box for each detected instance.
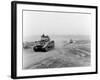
[23,35,91,69]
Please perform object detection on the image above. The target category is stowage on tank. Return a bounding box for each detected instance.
[33,34,55,52]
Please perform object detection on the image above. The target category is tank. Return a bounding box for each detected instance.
[33,34,55,52]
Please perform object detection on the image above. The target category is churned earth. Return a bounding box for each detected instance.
[23,36,90,69]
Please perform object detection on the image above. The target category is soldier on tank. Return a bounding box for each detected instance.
[33,34,55,52]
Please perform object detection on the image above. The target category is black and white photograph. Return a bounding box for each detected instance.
[11,1,98,79]
[23,10,91,69]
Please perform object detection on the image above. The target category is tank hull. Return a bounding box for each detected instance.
[33,41,54,52]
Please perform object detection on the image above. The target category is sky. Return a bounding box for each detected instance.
[23,10,91,38]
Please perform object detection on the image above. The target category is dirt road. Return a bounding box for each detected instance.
[23,40,90,69]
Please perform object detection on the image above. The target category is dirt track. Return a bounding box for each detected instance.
[23,40,90,69]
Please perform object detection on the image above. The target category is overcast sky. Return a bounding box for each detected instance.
[23,10,91,37]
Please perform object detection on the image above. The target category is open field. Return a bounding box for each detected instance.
[23,35,91,69]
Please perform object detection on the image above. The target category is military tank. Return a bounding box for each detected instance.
[33,34,55,52]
